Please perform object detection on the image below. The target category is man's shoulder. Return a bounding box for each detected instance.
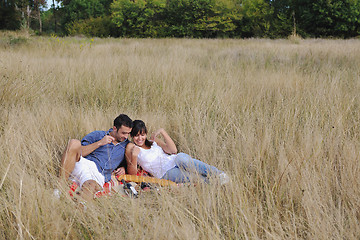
[121,139,131,147]
[85,130,107,137]
[82,130,107,143]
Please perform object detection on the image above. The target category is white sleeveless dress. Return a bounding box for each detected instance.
[137,142,177,178]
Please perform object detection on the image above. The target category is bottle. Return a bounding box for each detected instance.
[121,179,138,198]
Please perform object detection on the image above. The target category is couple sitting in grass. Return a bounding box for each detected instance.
[58,114,229,200]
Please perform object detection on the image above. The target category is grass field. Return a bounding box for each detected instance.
[1,31,360,239]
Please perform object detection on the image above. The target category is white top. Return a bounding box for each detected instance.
[136,142,176,178]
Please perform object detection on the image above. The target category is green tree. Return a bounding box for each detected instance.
[0,0,21,30]
[294,0,360,38]
[60,0,109,34]
[63,0,106,22]
[164,0,237,38]
[238,0,273,37]
[111,0,167,37]
[67,16,116,37]
[267,0,294,38]
[0,0,46,32]
[192,0,238,38]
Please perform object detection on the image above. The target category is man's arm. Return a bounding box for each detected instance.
[81,134,115,157]
[113,149,128,176]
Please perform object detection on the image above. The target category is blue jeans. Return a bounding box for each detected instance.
[162,153,223,183]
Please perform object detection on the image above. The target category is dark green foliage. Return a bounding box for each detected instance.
[294,0,360,38]
[9,36,28,45]
[41,9,57,34]
[238,0,273,37]
[64,0,106,22]
[111,0,167,37]
[164,0,237,38]
[110,0,238,38]
[0,0,22,30]
[268,0,294,38]
[61,0,107,34]
[2,0,360,38]
[66,16,117,37]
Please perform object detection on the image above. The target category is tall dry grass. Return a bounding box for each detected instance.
[1,32,360,239]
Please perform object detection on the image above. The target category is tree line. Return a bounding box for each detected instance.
[1,0,360,38]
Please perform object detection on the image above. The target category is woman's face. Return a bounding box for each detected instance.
[133,131,147,147]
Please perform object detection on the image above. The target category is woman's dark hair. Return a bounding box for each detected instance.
[130,120,153,147]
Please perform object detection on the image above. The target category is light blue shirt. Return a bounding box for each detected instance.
[81,128,129,182]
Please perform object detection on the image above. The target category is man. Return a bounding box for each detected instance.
[59,114,133,201]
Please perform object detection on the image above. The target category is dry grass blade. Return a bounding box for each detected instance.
[0,35,360,239]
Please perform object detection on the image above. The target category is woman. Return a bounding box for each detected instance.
[125,120,229,184]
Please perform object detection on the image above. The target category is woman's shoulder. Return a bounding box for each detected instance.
[126,142,135,149]
[127,142,144,150]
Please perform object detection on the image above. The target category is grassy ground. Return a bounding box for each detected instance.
[1,31,360,239]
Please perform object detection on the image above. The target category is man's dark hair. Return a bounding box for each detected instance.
[114,114,133,129]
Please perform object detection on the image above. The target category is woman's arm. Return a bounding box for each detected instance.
[151,128,177,154]
[125,143,140,175]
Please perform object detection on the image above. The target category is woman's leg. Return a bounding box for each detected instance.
[162,166,208,183]
[174,153,224,177]
[162,166,190,183]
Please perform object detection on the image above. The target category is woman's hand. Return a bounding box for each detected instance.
[152,128,177,155]
[150,128,164,141]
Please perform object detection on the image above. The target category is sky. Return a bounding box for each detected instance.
[44,0,61,10]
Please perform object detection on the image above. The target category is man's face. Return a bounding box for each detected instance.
[113,125,132,142]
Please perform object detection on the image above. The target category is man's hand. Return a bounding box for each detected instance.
[99,135,115,146]
[81,134,115,157]
[114,167,125,176]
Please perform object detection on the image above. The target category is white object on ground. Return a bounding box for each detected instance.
[219,173,230,185]
[53,188,61,199]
